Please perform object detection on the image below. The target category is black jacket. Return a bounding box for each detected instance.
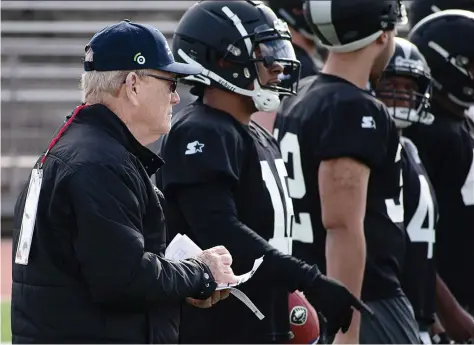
[11,104,216,344]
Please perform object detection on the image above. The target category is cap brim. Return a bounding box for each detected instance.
[159,61,202,76]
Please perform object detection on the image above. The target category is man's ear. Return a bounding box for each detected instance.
[375,32,389,46]
[124,72,141,106]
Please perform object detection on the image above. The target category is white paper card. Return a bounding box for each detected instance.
[15,168,43,265]
[165,234,201,261]
[165,233,265,319]
[216,256,263,290]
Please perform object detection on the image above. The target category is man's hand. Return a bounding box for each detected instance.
[186,289,232,308]
[196,245,238,285]
[306,274,374,338]
[440,306,474,343]
[436,273,474,342]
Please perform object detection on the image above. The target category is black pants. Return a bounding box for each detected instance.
[360,296,421,344]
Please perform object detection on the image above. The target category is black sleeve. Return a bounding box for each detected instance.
[315,98,390,169]
[160,120,243,190]
[68,164,216,311]
[173,180,320,292]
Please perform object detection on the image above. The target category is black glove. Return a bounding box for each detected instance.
[304,274,374,338]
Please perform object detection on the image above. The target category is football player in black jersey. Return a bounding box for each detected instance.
[155,1,370,343]
[409,0,474,28]
[373,37,439,344]
[268,0,325,78]
[253,0,326,132]
[274,0,420,343]
[406,9,474,343]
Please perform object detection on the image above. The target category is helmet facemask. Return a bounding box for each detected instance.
[376,71,433,128]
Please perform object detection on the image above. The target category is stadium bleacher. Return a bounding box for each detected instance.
[0,1,196,219]
[0,0,412,221]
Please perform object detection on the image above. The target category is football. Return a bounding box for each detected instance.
[288,291,320,344]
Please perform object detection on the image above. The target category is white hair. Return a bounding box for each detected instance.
[80,69,149,104]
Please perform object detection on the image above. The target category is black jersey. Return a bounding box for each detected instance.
[274,73,406,302]
[400,136,438,325]
[156,101,295,343]
[404,104,474,310]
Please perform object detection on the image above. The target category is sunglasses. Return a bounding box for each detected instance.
[123,73,178,93]
[144,74,178,93]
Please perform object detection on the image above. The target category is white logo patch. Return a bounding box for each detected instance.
[185,141,205,155]
[361,116,376,129]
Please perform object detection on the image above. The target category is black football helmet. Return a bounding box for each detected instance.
[408,10,474,109]
[267,0,315,40]
[375,37,433,128]
[302,0,407,53]
[268,0,328,65]
[172,0,301,112]
[409,0,474,28]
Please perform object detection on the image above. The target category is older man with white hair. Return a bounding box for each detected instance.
[10,20,237,344]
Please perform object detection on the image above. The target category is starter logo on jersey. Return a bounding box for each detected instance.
[289,306,308,326]
[361,116,376,129]
[185,141,205,155]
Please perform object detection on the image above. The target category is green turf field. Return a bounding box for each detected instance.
[1,301,11,343]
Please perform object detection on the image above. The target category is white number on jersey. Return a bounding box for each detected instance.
[406,175,436,259]
[385,143,404,223]
[461,150,474,206]
[274,129,314,244]
[260,158,294,255]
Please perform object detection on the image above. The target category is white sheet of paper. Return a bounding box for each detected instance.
[15,168,43,265]
[165,233,265,319]
[165,234,263,289]
[216,256,263,290]
[165,234,202,261]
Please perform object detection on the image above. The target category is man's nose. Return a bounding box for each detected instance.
[171,91,180,105]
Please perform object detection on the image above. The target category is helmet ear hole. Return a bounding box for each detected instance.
[217,58,234,68]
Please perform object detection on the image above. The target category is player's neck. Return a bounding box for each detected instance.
[203,88,253,124]
[322,53,372,90]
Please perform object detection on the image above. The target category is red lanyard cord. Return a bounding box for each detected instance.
[39,104,87,167]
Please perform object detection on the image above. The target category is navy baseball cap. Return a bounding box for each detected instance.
[84,19,202,76]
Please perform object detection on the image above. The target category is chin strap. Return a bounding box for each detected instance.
[251,79,281,112]
[388,107,434,129]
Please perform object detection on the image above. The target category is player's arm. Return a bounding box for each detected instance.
[172,179,320,289]
[314,98,390,341]
[435,273,474,342]
[319,157,368,340]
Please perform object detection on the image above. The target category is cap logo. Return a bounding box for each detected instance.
[133,52,146,65]
[164,42,173,57]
